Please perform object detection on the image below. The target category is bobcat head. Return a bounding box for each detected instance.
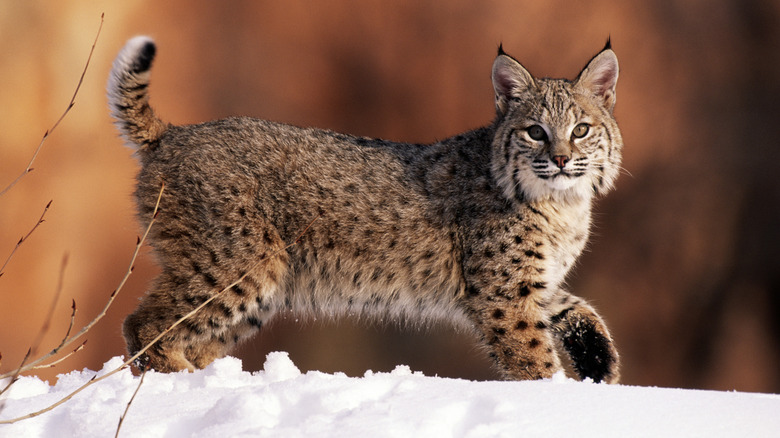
[490,42,623,204]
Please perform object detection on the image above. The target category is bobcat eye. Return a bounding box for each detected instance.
[572,123,590,138]
[526,125,547,141]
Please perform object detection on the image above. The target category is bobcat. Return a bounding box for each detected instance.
[109,36,622,383]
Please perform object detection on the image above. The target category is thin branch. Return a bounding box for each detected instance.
[115,364,148,438]
[0,201,52,278]
[32,341,87,371]
[0,13,104,197]
[0,212,320,425]
[0,183,164,380]
[0,349,31,400]
[29,254,69,356]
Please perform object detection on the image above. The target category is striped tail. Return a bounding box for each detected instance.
[107,36,167,151]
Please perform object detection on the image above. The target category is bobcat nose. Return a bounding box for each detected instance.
[552,155,569,169]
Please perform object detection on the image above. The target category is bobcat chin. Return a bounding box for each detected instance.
[110,36,622,383]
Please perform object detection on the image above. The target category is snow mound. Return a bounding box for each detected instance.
[1,352,778,437]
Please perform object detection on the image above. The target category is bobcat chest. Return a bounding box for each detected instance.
[524,198,592,289]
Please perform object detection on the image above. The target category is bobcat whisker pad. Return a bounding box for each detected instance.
[109,37,623,383]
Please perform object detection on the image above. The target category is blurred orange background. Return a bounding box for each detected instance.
[1,1,779,393]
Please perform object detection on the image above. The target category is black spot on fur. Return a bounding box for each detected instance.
[217,303,233,318]
[515,320,529,330]
[550,307,574,324]
[525,250,544,260]
[527,205,549,222]
[492,309,505,319]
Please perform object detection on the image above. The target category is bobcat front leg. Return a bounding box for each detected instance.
[546,288,620,383]
[464,284,564,381]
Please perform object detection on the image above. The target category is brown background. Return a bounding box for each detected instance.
[1,1,778,393]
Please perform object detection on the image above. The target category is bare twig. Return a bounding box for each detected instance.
[32,340,87,371]
[0,349,31,403]
[115,364,148,438]
[0,212,320,425]
[28,254,70,356]
[0,13,104,197]
[0,201,52,278]
[0,183,164,381]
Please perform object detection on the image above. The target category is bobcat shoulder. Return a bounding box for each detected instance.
[110,36,622,383]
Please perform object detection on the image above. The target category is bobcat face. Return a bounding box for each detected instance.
[490,44,622,203]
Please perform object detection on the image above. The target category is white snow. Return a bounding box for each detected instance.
[1,352,778,437]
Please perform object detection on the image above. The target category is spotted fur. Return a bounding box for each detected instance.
[110,37,622,383]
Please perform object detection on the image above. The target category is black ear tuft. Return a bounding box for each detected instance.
[603,37,612,52]
[498,43,507,57]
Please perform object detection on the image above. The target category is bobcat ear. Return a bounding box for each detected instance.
[492,46,536,115]
[575,40,619,112]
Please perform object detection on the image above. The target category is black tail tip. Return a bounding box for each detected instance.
[131,40,156,74]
